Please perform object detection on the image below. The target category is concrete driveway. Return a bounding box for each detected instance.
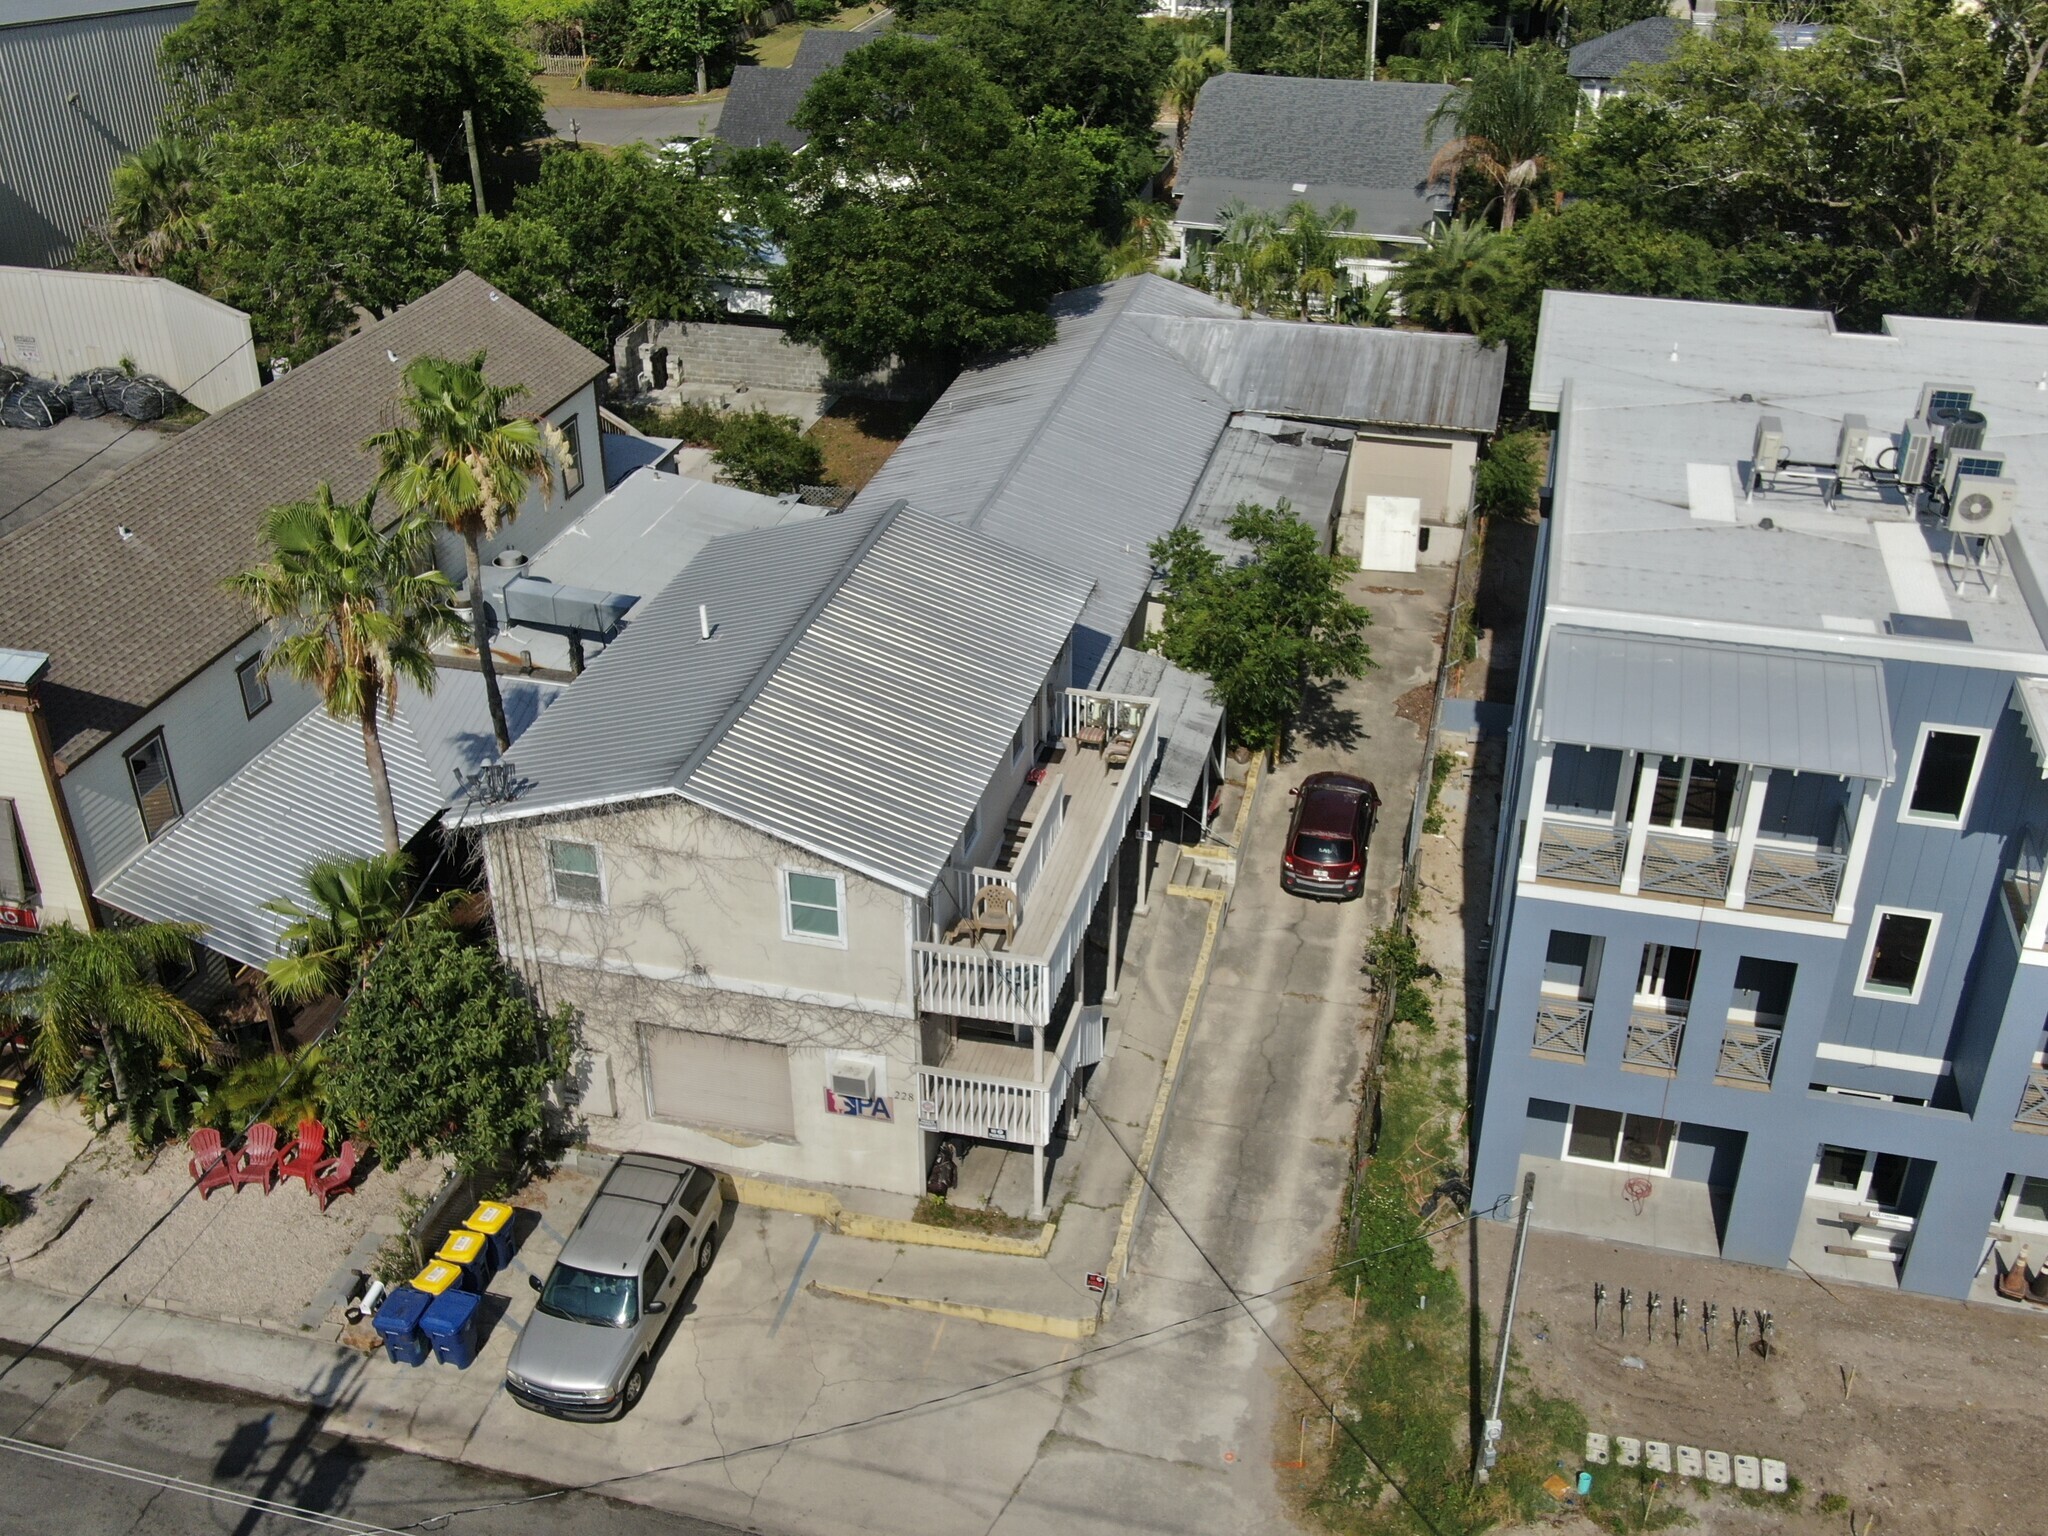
[543,103,721,147]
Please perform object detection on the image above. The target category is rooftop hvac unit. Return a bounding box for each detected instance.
[1752,414,1786,475]
[1835,413,1870,478]
[1947,477,2017,539]
[829,1060,877,1102]
[1943,448,2007,502]
[1897,418,1936,486]
[1929,405,1989,450]
[1916,381,1975,421]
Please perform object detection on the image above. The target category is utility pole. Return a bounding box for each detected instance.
[1366,0,1380,77]
[462,108,487,217]
[1475,1172,1535,1486]
[1223,2,1233,59]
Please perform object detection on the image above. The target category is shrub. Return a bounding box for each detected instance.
[713,408,825,494]
[792,0,841,17]
[584,65,699,94]
[1475,428,1543,518]
[630,398,730,445]
[0,1188,20,1228]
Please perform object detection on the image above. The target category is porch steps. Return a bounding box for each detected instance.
[1170,846,1234,893]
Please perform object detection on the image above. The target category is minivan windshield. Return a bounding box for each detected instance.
[536,1264,638,1327]
[1295,834,1354,865]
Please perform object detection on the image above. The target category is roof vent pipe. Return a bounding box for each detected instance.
[700,604,712,640]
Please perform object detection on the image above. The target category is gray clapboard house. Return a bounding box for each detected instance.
[1475,290,2048,1301]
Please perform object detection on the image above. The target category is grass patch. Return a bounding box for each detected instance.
[535,72,710,109]
[805,396,926,491]
[1421,748,1458,836]
[747,3,888,67]
[914,1195,1044,1240]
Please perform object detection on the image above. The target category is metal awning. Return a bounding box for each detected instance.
[1101,650,1226,812]
[96,672,557,967]
[1540,628,1894,782]
[2013,678,2048,778]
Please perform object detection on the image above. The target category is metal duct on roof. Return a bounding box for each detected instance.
[485,573,637,637]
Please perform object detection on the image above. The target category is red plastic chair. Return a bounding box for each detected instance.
[230,1122,281,1192]
[188,1128,234,1199]
[312,1141,361,1212]
[278,1119,326,1191]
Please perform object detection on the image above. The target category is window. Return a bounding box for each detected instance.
[659,1215,689,1260]
[2004,1173,2048,1232]
[1635,943,1699,1007]
[782,869,844,944]
[1563,1106,1677,1173]
[1542,931,1600,998]
[640,1252,669,1311]
[1645,756,1739,834]
[1811,1145,1915,1212]
[124,732,181,841]
[1730,957,1796,1023]
[235,654,270,718]
[548,840,604,906]
[1857,908,1938,1002]
[0,798,38,906]
[1814,1143,1864,1190]
[1901,725,1988,826]
[682,1166,718,1212]
[1545,745,1624,818]
[1011,727,1025,762]
[560,413,585,497]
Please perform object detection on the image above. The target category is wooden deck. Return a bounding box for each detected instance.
[1009,738,1130,955]
[942,1033,1038,1081]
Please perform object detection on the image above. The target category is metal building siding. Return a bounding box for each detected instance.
[0,5,192,269]
[0,266,258,411]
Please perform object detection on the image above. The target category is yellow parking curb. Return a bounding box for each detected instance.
[732,1176,1056,1258]
[810,1282,1098,1340]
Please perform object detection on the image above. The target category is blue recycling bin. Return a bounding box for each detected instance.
[373,1284,433,1366]
[419,1288,484,1369]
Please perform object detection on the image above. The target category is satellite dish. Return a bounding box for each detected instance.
[1957,490,1997,522]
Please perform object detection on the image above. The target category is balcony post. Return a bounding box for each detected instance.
[1619,753,1659,896]
[1031,1017,1049,1219]
[1518,742,1554,882]
[1103,828,1126,1006]
[1136,790,1153,916]
[1724,766,1770,911]
[1832,778,1884,925]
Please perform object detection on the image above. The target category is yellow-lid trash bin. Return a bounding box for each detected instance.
[411,1260,461,1297]
[437,1229,487,1265]
[464,1201,515,1268]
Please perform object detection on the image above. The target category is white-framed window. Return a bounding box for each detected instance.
[1808,1144,1914,1212]
[1899,724,1991,827]
[1562,1105,1677,1175]
[782,867,845,946]
[124,730,181,841]
[1643,755,1740,835]
[560,413,585,497]
[1855,907,1939,1002]
[235,654,271,718]
[2000,1172,2048,1234]
[547,839,605,907]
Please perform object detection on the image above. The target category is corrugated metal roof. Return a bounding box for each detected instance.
[479,501,1096,897]
[1540,628,1894,782]
[95,672,558,965]
[1101,650,1224,811]
[1185,420,1352,564]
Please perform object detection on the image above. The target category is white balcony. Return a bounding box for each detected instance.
[912,689,1156,1029]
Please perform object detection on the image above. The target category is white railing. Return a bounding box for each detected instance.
[1011,773,1065,911]
[1062,687,1152,745]
[1746,842,1846,915]
[1716,1023,1781,1086]
[1639,831,1733,900]
[1536,819,1627,886]
[915,1002,1106,1147]
[2005,827,2046,945]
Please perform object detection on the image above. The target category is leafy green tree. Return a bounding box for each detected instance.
[1425,46,1578,231]
[0,921,211,1112]
[713,410,825,494]
[205,1044,329,1133]
[1165,33,1229,154]
[627,0,743,94]
[1197,200,1374,318]
[1148,502,1372,753]
[1393,218,1506,332]
[931,0,1171,135]
[261,852,466,1004]
[1266,0,1373,80]
[105,137,214,280]
[1562,0,1671,46]
[226,486,459,851]
[1382,1,1492,82]
[162,0,544,165]
[369,354,572,753]
[325,928,571,1174]
[464,145,732,355]
[202,119,451,360]
[776,36,1102,376]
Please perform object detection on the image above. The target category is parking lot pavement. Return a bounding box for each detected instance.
[543,103,721,147]
[0,415,169,539]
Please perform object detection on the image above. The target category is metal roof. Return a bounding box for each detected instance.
[1184,420,1352,565]
[0,647,49,687]
[1100,649,1224,812]
[476,501,1096,897]
[95,671,559,965]
[1539,627,1895,782]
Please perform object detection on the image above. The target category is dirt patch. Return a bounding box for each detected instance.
[1393,682,1435,730]
[806,397,926,492]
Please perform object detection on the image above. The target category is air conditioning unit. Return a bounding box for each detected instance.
[829,1060,877,1101]
[1752,414,1786,476]
[1896,418,1936,486]
[1947,477,2018,538]
[1943,449,2007,502]
[1916,381,1975,421]
[1834,413,1870,478]
[1930,406,1990,451]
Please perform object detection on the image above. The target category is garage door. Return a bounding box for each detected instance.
[643,1027,795,1137]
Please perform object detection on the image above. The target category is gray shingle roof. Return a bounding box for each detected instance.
[479,501,1097,897]
[1567,16,1685,80]
[0,270,605,768]
[1176,75,1454,241]
[715,29,881,151]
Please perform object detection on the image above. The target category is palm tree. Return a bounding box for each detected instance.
[1393,219,1508,333]
[106,136,213,276]
[1209,201,1284,312]
[1274,201,1378,319]
[0,920,211,1111]
[261,851,464,1004]
[1425,49,1579,231]
[226,485,458,853]
[369,353,571,753]
[1165,36,1230,160]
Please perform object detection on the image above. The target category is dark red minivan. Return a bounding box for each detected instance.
[1280,772,1379,900]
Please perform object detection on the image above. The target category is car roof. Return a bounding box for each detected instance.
[557,1155,702,1276]
[1297,783,1367,835]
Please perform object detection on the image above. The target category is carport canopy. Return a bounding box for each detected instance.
[1539,627,1894,782]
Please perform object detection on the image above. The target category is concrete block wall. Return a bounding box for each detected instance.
[615,319,934,400]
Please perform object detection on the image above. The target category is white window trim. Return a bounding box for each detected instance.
[546,839,607,910]
[1897,723,1992,828]
[1559,1105,1678,1176]
[235,653,271,719]
[781,866,848,949]
[2000,1173,2048,1235]
[1854,906,1941,1003]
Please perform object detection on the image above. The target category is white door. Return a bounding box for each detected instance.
[1359,495,1422,573]
[643,1028,795,1137]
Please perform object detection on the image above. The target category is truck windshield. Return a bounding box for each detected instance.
[536,1264,638,1327]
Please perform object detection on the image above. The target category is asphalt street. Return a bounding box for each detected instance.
[0,1348,743,1536]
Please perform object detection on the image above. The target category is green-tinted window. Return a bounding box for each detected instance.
[785,872,841,940]
[549,840,603,905]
